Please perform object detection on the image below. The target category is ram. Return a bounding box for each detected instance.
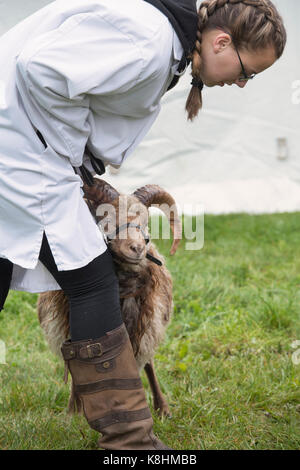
[37,178,181,417]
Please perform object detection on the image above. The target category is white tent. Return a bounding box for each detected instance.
[1,0,299,214]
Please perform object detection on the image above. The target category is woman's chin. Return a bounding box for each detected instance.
[203,77,226,87]
[203,80,220,88]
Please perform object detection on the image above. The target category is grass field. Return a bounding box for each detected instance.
[0,213,299,450]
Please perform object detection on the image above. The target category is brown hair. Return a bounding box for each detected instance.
[186,0,287,121]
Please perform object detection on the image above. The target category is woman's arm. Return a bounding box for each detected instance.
[15,12,154,166]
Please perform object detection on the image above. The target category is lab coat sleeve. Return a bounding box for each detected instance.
[15,12,154,166]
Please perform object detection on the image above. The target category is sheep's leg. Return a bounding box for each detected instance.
[144,360,171,418]
[67,378,83,415]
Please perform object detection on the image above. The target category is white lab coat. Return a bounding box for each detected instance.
[0,0,183,293]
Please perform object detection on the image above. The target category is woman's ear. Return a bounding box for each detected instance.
[213,32,232,53]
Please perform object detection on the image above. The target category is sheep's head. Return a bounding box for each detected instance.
[83,179,182,265]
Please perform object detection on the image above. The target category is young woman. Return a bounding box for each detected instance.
[0,0,286,450]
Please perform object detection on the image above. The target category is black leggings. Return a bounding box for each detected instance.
[0,232,123,341]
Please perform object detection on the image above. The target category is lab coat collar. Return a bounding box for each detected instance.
[144,0,198,71]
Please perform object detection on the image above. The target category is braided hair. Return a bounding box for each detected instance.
[186,0,287,120]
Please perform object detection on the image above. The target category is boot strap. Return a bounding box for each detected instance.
[89,408,152,431]
[61,325,127,361]
[74,377,143,395]
[62,342,103,360]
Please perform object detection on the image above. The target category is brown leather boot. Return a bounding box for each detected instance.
[61,323,171,450]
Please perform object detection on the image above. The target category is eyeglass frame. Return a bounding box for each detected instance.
[224,30,256,82]
[233,42,256,82]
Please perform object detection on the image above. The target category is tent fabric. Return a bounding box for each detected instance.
[1,0,299,214]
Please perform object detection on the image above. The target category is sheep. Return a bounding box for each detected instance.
[37,178,182,417]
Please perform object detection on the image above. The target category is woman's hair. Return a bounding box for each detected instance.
[186,0,287,121]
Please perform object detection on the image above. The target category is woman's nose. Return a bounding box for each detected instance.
[236,80,248,88]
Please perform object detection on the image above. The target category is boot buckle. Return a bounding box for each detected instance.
[86,343,103,358]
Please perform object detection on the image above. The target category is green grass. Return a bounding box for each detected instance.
[1,212,300,450]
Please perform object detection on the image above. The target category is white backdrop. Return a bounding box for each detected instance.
[1,0,299,214]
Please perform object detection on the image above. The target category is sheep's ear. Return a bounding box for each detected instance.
[133,185,182,255]
[83,178,119,205]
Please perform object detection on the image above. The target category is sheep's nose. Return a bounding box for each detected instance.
[129,243,144,256]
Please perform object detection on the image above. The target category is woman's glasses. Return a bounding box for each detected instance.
[224,30,256,82]
[232,42,256,82]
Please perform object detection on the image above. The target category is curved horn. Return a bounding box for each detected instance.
[83,178,119,205]
[133,184,182,255]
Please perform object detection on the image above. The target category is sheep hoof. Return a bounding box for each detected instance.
[67,396,83,415]
[155,404,172,419]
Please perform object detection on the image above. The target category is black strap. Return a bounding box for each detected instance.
[81,146,106,187]
[167,75,180,91]
[146,252,162,266]
[36,129,47,148]
[36,129,105,187]
[77,164,94,187]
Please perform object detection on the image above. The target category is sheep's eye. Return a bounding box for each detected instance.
[145,236,150,244]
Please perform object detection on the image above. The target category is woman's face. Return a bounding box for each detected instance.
[199,29,277,88]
